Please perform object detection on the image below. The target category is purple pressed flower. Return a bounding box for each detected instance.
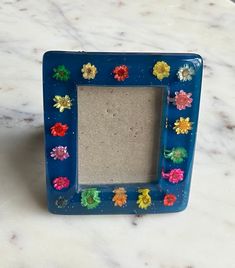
[50,146,69,160]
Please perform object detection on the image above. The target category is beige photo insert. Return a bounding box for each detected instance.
[78,86,165,184]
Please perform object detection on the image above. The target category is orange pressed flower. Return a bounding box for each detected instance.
[173,117,193,134]
[112,187,127,207]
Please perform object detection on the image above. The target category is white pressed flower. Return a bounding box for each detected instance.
[177,64,195,81]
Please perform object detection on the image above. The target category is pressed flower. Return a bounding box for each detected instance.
[165,117,168,128]
[53,177,70,190]
[174,90,193,110]
[177,64,195,82]
[164,194,177,206]
[173,117,193,134]
[164,147,188,164]
[50,122,68,137]
[53,65,70,81]
[162,169,184,184]
[50,146,69,160]
[81,63,97,80]
[153,61,170,80]
[112,187,127,207]
[113,65,129,81]
[137,188,151,209]
[81,188,101,209]
[55,196,68,208]
[53,95,72,112]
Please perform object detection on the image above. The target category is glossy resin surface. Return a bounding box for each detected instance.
[43,51,203,215]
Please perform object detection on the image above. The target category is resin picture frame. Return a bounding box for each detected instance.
[43,51,203,215]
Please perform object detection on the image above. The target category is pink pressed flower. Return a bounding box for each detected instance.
[174,90,193,110]
[162,168,184,184]
[50,146,69,160]
[53,177,70,190]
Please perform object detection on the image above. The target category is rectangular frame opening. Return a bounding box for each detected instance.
[78,86,165,184]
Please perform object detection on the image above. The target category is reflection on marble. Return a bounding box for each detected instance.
[0,0,234,267]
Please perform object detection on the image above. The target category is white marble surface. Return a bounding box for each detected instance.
[0,0,235,267]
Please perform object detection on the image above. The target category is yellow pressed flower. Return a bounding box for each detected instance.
[153,61,170,80]
[53,95,72,112]
[81,63,97,80]
[137,188,151,209]
[173,117,192,134]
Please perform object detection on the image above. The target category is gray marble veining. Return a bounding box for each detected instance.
[0,0,234,267]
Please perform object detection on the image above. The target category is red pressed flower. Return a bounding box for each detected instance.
[53,177,70,190]
[164,194,177,206]
[50,122,68,137]
[113,65,129,81]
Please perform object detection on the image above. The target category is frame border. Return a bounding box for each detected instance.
[43,51,203,214]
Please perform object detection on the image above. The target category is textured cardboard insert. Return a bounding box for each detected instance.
[78,86,164,184]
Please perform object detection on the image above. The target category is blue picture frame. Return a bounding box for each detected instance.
[43,51,203,215]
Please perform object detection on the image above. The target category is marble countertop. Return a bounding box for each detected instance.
[0,0,235,267]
